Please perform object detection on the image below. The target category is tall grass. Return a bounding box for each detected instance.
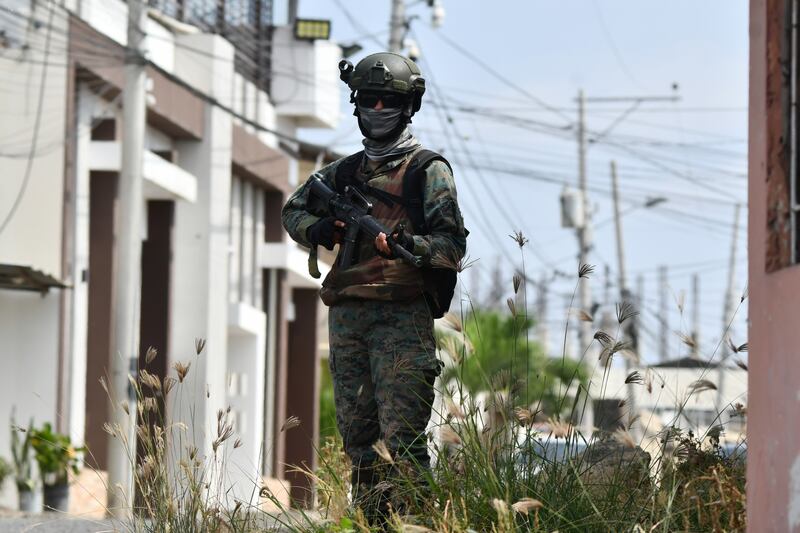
[97,236,746,532]
[299,241,747,532]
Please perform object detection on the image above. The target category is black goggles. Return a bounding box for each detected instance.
[356,92,407,109]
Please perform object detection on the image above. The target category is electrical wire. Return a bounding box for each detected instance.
[0,2,55,237]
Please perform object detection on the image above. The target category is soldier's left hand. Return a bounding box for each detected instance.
[375,229,414,258]
[375,232,392,256]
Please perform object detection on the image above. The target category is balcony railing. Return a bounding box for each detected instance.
[148,0,273,93]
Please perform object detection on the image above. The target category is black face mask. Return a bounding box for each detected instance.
[356,105,406,140]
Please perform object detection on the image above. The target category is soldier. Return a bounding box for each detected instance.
[281,52,467,521]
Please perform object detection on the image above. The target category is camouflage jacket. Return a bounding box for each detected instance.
[281,148,467,305]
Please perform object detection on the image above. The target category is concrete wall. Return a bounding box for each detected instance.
[748,1,800,531]
[271,26,341,129]
[171,33,234,462]
[0,3,68,276]
[0,2,69,509]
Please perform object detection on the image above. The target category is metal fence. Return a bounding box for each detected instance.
[148,0,274,93]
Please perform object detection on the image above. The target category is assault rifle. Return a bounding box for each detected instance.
[307,176,423,270]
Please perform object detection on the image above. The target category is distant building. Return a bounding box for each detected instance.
[0,0,340,510]
[588,361,747,443]
[749,1,800,531]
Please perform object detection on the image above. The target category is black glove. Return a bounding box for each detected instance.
[307,216,343,250]
[394,224,415,253]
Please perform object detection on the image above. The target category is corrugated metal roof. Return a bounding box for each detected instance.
[0,264,68,293]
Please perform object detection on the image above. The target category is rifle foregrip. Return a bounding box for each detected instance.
[394,245,423,268]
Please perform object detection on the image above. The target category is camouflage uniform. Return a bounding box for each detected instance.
[282,148,466,514]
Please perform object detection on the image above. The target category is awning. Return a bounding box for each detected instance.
[0,264,68,293]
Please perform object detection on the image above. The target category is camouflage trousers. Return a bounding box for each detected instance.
[328,297,440,517]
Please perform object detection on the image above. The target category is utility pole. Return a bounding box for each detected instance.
[287,0,298,24]
[658,266,669,362]
[571,91,679,353]
[610,161,637,434]
[716,203,742,415]
[536,272,549,354]
[389,0,406,53]
[691,273,701,358]
[108,0,146,516]
[576,90,592,352]
[635,274,644,359]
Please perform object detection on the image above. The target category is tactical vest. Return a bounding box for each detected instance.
[318,149,457,317]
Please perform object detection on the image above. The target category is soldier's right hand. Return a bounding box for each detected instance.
[307,217,346,250]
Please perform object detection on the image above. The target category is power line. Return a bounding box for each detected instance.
[432,29,574,125]
[0,2,55,237]
[590,0,649,92]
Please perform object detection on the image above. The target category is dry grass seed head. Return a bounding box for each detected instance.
[613,428,637,448]
[678,332,697,349]
[445,397,466,420]
[142,397,158,413]
[506,297,516,316]
[511,497,543,515]
[594,330,614,346]
[616,301,638,324]
[735,359,748,371]
[281,415,301,432]
[491,498,509,514]
[439,425,462,446]
[431,250,476,273]
[575,309,593,323]
[163,376,177,395]
[688,379,717,395]
[173,361,191,383]
[372,440,394,464]
[625,371,644,385]
[514,406,535,426]
[145,346,157,365]
[438,335,463,364]
[548,417,572,439]
[579,263,595,279]
[440,312,463,333]
[195,337,206,355]
[730,403,747,418]
[727,337,748,354]
[139,369,161,391]
[512,272,522,294]
[599,345,614,367]
[509,230,528,248]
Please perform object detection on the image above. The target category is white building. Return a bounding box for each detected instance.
[586,358,748,444]
[0,0,340,510]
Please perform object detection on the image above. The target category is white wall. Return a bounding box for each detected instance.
[0,4,69,277]
[271,26,341,129]
[171,34,234,466]
[0,291,61,507]
[226,311,267,505]
[0,3,69,509]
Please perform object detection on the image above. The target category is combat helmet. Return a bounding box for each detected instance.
[339,52,427,114]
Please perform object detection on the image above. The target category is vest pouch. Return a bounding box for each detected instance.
[422,267,457,319]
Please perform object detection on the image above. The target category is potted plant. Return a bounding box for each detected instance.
[0,456,11,492]
[10,417,38,513]
[30,422,83,513]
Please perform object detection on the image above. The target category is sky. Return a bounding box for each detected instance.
[289,0,750,366]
